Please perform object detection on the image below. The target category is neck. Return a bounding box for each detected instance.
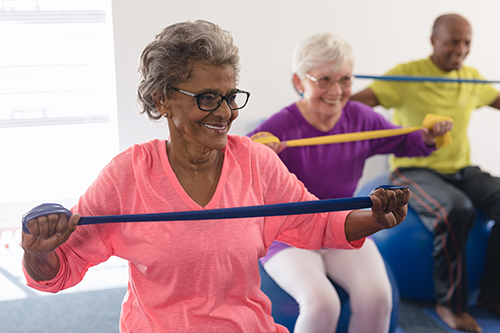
[296,100,341,132]
[430,55,454,72]
[166,139,224,207]
[166,139,222,173]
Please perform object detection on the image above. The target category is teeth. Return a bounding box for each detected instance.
[204,123,226,130]
[323,99,340,104]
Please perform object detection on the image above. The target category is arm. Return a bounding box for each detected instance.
[490,93,500,110]
[350,88,381,107]
[344,187,410,241]
[21,146,139,284]
[22,212,80,281]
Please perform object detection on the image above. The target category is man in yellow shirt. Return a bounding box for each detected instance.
[352,13,500,333]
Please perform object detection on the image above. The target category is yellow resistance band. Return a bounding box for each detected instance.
[251,113,453,149]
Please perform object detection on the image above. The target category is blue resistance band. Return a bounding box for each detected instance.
[354,75,500,84]
[22,198,371,234]
[21,185,407,234]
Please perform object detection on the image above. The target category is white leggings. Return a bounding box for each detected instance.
[263,238,392,333]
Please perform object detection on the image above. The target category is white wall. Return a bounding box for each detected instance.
[112,0,500,186]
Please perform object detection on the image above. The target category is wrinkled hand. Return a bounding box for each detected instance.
[22,213,80,257]
[370,187,410,229]
[252,132,288,154]
[421,120,453,146]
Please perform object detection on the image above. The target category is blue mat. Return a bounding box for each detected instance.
[424,304,500,332]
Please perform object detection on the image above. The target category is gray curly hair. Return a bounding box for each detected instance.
[137,20,241,121]
[292,32,354,78]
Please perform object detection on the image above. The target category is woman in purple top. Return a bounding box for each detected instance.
[248,33,452,333]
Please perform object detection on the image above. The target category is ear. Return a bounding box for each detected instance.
[430,35,436,47]
[155,98,169,118]
[292,73,304,95]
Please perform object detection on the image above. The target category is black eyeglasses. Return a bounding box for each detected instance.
[165,86,251,112]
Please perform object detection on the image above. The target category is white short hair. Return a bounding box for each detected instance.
[292,32,354,77]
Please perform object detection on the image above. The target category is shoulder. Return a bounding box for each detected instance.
[344,100,375,113]
[459,64,484,78]
[104,139,166,176]
[343,101,397,130]
[226,135,283,169]
[75,139,167,215]
[385,58,429,75]
[266,103,300,119]
[115,139,163,163]
[342,100,375,122]
[227,135,277,158]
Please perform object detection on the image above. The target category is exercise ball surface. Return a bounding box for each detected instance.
[357,173,492,301]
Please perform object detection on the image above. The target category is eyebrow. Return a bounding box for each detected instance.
[195,88,238,95]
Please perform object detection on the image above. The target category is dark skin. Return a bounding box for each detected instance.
[351,13,500,333]
[160,64,238,207]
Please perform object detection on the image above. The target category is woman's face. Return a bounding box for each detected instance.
[164,63,239,151]
[300,62,353,118]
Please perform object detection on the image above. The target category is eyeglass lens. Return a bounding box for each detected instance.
[198,92,248,111]
[306,73,353,89]
[316,76,353,89]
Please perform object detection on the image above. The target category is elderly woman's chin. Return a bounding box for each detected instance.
[213,136,228,150]
[207,131,230,150]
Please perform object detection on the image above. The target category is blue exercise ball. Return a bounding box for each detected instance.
[259,259,400,333]
[357,173,493,301]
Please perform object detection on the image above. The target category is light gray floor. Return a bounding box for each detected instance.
[0,241,488,333]
[0,288,126,333]
[0,289,449,333]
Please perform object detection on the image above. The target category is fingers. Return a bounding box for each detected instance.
[64,214,80,237]
[422,120,453,146]
[402,187,411,205]
[28,213,68,239]
[265,142,280,153]
[372,187,408,210]
[24,213,80,255]
[370,187,410,229]
[264,140,287,154]
[432,120,453,136]
[277,142,288,154]
[420,128,436,146]
[252,132,284,154]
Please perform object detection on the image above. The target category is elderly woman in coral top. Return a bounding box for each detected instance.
[22,21,410,333]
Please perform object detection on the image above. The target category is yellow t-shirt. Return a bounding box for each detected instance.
[370,57,498,174]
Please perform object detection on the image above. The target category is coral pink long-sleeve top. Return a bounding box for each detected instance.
[23,135,363,332]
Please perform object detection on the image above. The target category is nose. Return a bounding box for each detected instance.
[456,41,469,55]
[211,100,234,120]
[327,80,343,94]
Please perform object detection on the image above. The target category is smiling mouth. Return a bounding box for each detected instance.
[203,123,228,134]
[321,98,341,105]
[450,54,465,62]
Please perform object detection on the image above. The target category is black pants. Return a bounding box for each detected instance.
[391,166,500,313]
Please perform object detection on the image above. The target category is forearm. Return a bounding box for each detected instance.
[344,210,383,242]
[350,88,380,107]
[489,93,500,109]
[23,251,61,281]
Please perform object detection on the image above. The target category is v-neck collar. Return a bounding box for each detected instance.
[160,139,228,210]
